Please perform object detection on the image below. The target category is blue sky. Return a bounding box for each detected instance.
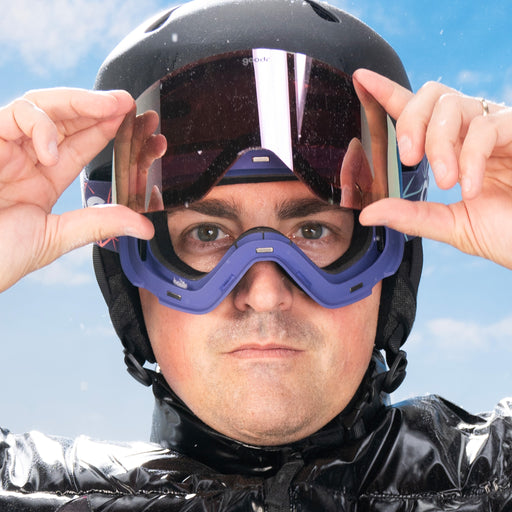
[0,0,511,442]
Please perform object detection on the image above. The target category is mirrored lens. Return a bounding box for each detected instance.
[113,49,401,213]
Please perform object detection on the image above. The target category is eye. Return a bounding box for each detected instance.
[192,224,228,242]
[293,223,329,241]
[289,221,351,267]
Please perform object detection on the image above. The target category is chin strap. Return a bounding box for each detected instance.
[380,320,409,394]
[123,350,155,387]
[374,237,422,394]
[382,348,408,393]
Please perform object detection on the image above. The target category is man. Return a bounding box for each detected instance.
[1,0,512,510]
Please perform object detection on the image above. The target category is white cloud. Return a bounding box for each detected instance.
[0,0,163,75]
[332,1,365,20]
[456,67,512,106]
[501,67,512,105]
[454,69,501,101]
[79,321,116,339]
[426,315,512,355]
[357,4,419,37]
[404,329,423,348]
[503,85,512,106]
[27,244,93,286]
[456,70,492,87]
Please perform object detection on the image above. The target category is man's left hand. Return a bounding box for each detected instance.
[356,69,512,270]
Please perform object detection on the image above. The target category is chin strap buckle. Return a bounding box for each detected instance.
[382,349,408,394]
[124,350,154,387]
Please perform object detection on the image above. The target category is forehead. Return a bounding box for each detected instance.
[186,180,342,219]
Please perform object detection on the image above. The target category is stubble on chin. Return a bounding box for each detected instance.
[197,311,334,445]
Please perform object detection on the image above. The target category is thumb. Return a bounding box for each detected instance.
[44,205,154,264]
[360,197,456,245]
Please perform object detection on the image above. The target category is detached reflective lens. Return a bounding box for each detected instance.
[113,48,402,212]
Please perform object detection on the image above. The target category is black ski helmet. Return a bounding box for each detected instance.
[85,0,423,391]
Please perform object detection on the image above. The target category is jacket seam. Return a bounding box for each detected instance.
[2,487,197,499]
[357,478,511,501]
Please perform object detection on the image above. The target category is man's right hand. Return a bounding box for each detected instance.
[0,88,154,293]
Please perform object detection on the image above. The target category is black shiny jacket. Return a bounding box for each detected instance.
[1,367,512,511]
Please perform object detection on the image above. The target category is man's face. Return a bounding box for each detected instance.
[140,181,380,446]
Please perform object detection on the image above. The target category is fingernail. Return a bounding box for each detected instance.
[123,227,139,238]
[124,225,151,239]
[48,140,59,161]
[432,160,447,181]
[366,217,388,228]
[360,207,388,227]
[460,175,472,194]
[398,136,412,157]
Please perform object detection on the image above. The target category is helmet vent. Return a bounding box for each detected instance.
[303,0,339,23]
[145,10,174,33]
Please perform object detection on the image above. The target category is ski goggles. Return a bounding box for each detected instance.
[100,48,428,313]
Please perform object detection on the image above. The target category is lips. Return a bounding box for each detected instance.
[227,343,304,359]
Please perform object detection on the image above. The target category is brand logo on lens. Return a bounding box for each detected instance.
[242,56,269,66]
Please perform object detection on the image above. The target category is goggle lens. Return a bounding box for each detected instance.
[112,48,402,213]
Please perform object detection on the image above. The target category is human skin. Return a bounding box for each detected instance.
[140,181,380,446]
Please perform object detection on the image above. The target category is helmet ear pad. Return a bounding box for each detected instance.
[93,245,155,366]
[375,237,423,358]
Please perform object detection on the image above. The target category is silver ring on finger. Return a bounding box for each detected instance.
[480,97,489,117]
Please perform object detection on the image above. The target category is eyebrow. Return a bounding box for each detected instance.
[169,199,241,220]
[276,198,348,220]
[168,197,346,220]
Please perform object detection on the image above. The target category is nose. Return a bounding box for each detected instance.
[232,261,295,312]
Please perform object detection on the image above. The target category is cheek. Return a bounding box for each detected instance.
[320,286,380,379]
[139,289,198,390]
[154,323,192,386]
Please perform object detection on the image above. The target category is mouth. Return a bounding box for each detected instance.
[227,344,304,359]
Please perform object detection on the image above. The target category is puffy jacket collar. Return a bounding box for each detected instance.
[149,351,389,476]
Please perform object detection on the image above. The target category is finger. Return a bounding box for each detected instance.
[458,105,512,199]
[113,107,136,208]
[354,69,440,166]
[42,205,155,264]
[41,113,135,197]
[119,110,162,211]
[426,95,508,197]
[353,69,416,162]
[139,134,168,176]
[360,197,457,246]
[129,111,160,174]
[423,92,466,191]
[353,69,413,121]
[0,98,59,167]
[394,81,455,167]
[23,88,134,123]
